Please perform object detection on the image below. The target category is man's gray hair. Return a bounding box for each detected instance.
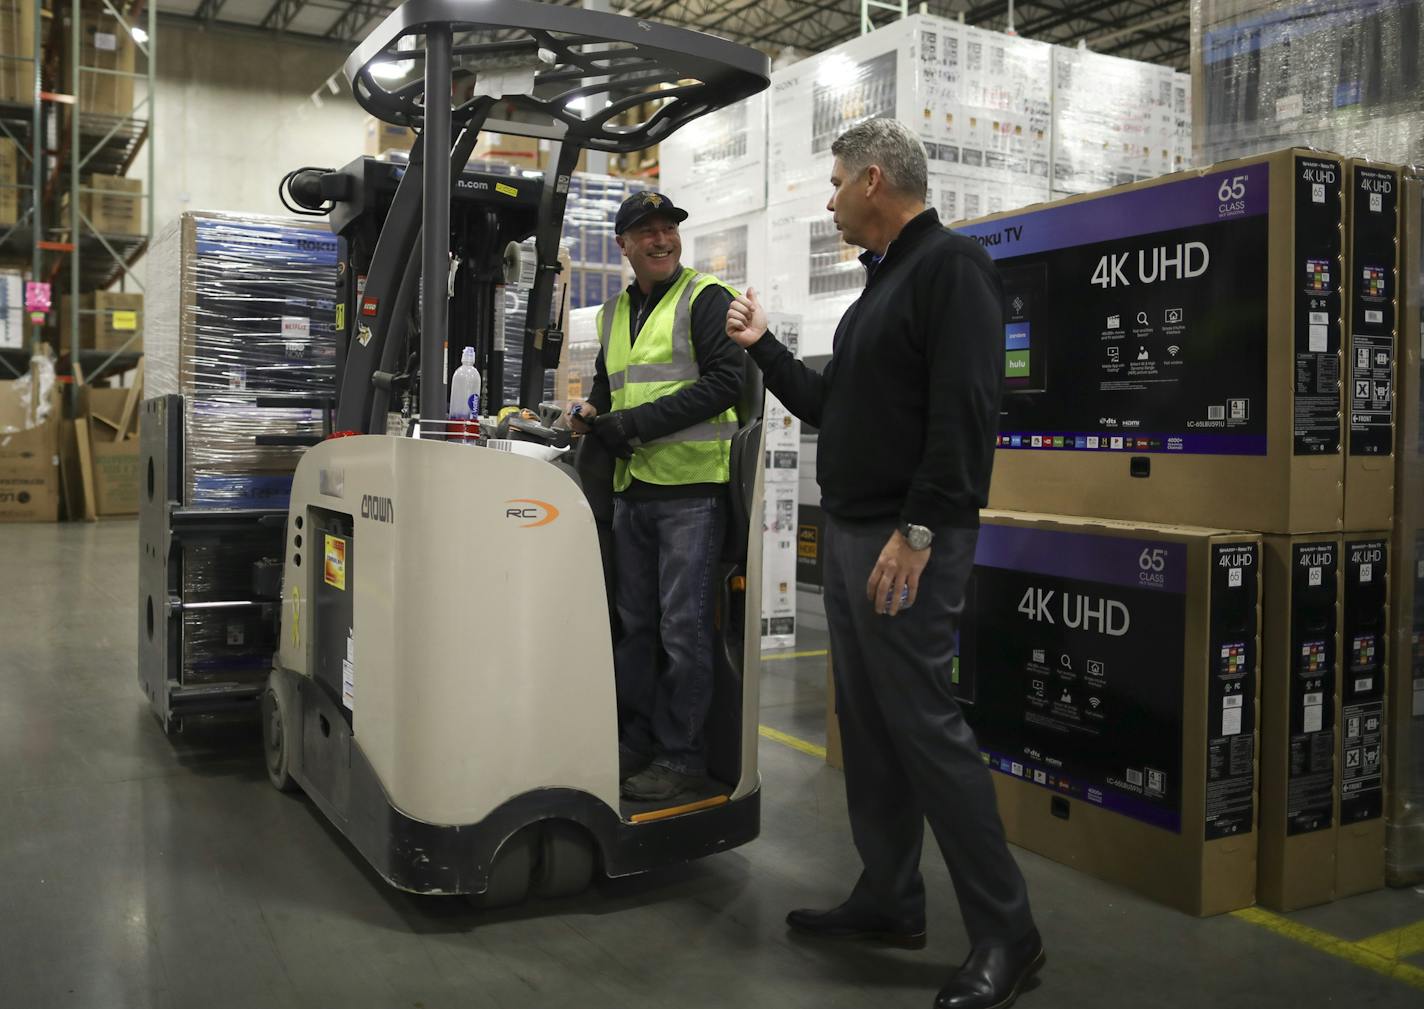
[830,118,928,201]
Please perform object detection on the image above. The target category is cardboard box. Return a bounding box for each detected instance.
[73,9,136,117]
[59,291,143,352]
[768,16,1053,209]
[0,360,60,522]
[684,211,766,294]
[83,174,143,235]
[1386,169,1424,886]
[958,511,1262,917]
[1343,160,1402,532]
[1258,533,1342,911]
[958,148,1346,535]
[0,0,37,105]
[473,131,541,170]
[80,386,140,515]
[80,384,138,515]
[1337,532,1389,898]
[660,92,768,224]
[364,117,416,157]
[0,136,19,228]
[66,174,144,235]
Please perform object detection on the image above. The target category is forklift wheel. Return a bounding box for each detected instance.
[532,821,595,899]
[467,828,537,910]
[262,683,299,793]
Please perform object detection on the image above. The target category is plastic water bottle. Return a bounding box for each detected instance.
[448,346,481,443]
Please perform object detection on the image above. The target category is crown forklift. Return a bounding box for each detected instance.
[261,0,771,906]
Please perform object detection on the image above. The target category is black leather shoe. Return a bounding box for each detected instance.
[934,928,1045,1009]
[785,902,927,949]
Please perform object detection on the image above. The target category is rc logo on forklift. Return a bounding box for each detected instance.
[504,499,559,527]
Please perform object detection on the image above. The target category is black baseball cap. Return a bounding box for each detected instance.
[614,190,689,235]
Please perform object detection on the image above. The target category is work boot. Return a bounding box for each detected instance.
[620,762,703,802]
[934,928,1045,1009]
[785,901,927,949]
[619,745,652,782]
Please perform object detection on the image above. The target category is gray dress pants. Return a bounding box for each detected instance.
[822,514,1034,946]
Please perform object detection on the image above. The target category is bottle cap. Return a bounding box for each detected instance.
[461,346,476,364]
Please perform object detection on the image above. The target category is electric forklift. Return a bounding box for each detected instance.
[258,0,771,905]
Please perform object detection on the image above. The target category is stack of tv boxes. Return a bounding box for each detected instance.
[946,149,1418,913]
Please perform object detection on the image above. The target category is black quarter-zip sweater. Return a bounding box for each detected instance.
[748,208,1005,530]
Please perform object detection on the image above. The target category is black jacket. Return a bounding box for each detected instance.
[748,208,1004,529]
[588,267,744,499]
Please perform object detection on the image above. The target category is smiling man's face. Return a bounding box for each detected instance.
[618,214,683,291]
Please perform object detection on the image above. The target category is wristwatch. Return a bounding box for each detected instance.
[898,521,934,551]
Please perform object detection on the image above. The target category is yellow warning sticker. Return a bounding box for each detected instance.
[495,182,519,198]
[112,310,138,331]
[324,535,347,591]
[335,303,346,331]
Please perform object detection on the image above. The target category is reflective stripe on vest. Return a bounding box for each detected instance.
[596,268,738,491]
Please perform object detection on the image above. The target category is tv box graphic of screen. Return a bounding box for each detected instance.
[1002,262,1047,393]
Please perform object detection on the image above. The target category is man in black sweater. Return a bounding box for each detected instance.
[571,191,745,803]
[727,118,1043,1009]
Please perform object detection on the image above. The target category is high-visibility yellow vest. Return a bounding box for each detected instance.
[597,267,739,492]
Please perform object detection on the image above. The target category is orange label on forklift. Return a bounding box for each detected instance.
[361,297,379,317]
[324,535,347,591]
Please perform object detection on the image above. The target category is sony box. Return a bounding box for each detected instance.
[958,148,1346,534]
[959,511,1262,917]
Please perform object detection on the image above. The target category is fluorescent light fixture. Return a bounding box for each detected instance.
[131,26,148,44]
[371,60,413,81]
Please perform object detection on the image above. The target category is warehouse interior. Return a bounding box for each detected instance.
[1,1,1422,1007]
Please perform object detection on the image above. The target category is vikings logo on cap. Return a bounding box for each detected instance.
[615,190,688,234]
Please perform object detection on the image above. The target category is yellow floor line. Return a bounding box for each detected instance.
[1231,907,1424,991]
[762,648,829,662]
[760,726,1424,991]
[758,724,826,759]
[1356,919,1424,961]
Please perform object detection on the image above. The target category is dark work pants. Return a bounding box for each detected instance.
[612,495,725,775]
[822,514,1034,946]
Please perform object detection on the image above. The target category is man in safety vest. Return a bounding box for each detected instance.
[570,190,746,803]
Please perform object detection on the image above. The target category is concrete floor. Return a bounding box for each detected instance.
[2,519,1422,1009]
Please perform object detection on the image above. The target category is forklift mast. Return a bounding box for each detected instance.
[287,0,768,437]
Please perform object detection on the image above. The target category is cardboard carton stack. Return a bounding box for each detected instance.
[1191,0,1424,168]
[146,211,339,510]
[0,354,59,522]
[940,146,1409,912]
[1386,168,1424,887]
[0,0,36,105]
[59,291,143,353]
[68,5,137,118]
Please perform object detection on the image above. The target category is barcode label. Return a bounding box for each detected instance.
[1208,405,1225,420]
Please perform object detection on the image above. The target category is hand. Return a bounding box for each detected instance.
[592,410,637,460]
[569,399,597,434]
[865,530,931,617]
[726,286,769,349]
